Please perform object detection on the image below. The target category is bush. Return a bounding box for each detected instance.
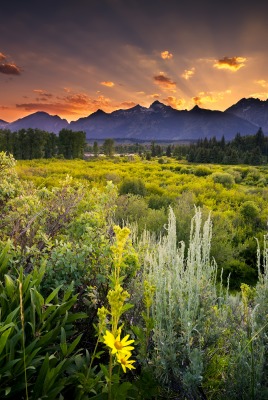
[240,201,260,221]
[212,172,235,188]
[119,178,147,196]
[194,165,212,176]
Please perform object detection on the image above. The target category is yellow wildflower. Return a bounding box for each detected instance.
[103,330,134,356]
[116,353,136,373]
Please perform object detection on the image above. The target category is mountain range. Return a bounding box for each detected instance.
[1,97,268,141]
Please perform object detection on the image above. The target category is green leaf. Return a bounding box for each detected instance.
[100,363,109,378]
[0,327,12,356]
[45,285,62,304]
[60,327,67,357]
[4,274,15,299]
[121,303,134,314]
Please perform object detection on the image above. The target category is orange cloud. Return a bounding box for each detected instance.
[101,81,115,87]
[163,96,185,109]
[249,92,268,100]
[161,50,173,60]
[255,80,267,88]
[154,72,176,91]
[213,56,246,71]
[0,52,7,62]
[181,67,195,80]
[192,90,232,106]
[120,101,137,108]
[0,63,21,75]
[150,93,160,99]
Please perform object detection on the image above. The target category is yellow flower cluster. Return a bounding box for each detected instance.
[103,330,135,373]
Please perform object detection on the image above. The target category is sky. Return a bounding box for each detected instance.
[1,0,268,122]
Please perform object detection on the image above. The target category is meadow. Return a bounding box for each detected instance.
[1,152,268,399]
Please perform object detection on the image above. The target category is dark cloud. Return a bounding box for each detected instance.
[0,62,21,75]
[214,56,246,71]
[153,73,176,91]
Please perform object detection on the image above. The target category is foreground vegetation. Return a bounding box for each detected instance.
[1,152,268,399]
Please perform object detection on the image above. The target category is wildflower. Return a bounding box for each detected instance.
[116,353,136,373]
[103,330,134,355]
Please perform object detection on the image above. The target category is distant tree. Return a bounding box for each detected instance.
[58,129,85,159]
[166,145,172,157]
[93,141,99,157]
[103,138,115,157]
[151,141,156,157]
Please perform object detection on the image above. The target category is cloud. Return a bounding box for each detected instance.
[33,89,53,98]
[153,72,176,91]
[120,101,137,108]
[149,93,160,99]
[0,52,21,75]
[0,63,21,75]
[181,67,195,80]
[249,92,268,100]
[255,80,267,88]
[0,52,7,62]
[163,96,185,109]
[161,50,173,60]
[192,90,232,107]
[213,56,247,71]
[101,81,115,87]
[16,90,115,119]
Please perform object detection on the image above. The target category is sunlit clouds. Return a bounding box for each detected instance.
[1,0,268,122]
[15,88,139,121]
[213,56,247,71]
[181,68,195,80]
[256,80,267,88]
[161,50,173,60]
[192,90,232,107]
[153,73,176,91]
[101,81,115,87]
[163,96,185,109]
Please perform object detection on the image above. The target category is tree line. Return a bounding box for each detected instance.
[184,128,268,165]
[0,128,86,159]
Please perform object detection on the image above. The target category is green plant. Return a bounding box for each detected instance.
[0,246,87,399]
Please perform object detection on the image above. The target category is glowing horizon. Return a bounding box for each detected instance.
[1,0,268,123]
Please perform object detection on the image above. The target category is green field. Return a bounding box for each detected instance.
[1,153,268,399]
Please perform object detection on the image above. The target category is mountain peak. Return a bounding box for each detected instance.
[190,104,206,113]
[150,100,165,109]
[92,109,107,116]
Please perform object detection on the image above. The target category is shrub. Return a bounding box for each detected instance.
[240,201,260,221]
[194,165,212,176]
[212,172,235,188]
[119,178,147,196]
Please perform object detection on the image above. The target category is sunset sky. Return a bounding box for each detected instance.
[1,0,268,122]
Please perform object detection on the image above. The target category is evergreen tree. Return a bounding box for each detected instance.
[103,138,115,157]
[93,141,99,157]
